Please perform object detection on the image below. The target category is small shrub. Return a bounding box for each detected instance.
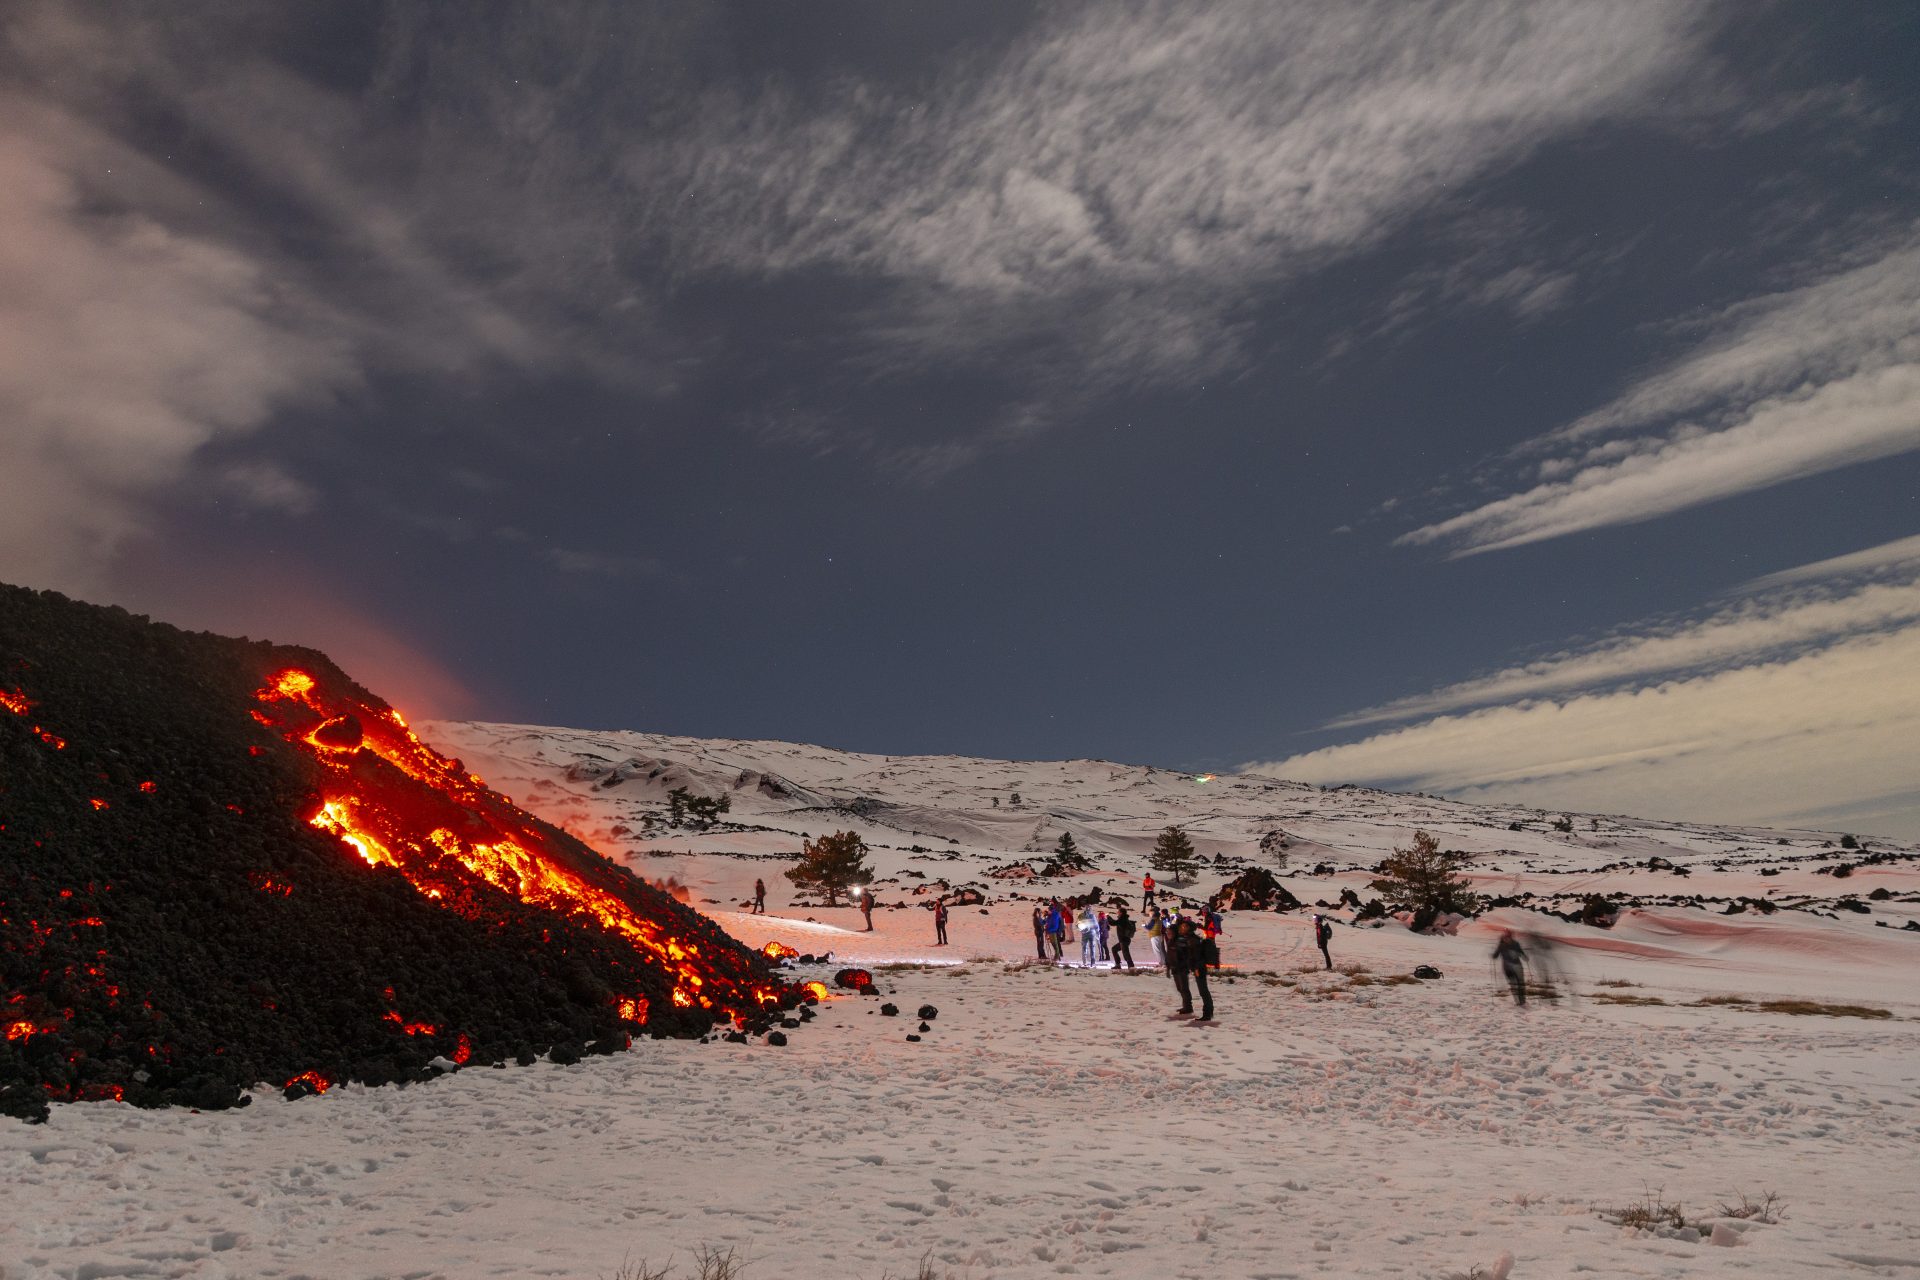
[1719,1190,1785,1223]
[1755,999,1889,1019]
[1601,1188,1687,1231]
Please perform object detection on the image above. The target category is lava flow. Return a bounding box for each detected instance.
[253,668,787,1025]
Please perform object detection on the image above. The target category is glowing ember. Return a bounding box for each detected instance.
[617,997,650,1024]
[762,941,799,960]
[833,968,875,992]
[451,1033,472,1066]
[0,687,29,716]
[382,1011,438,1036]
[284,1070,331,1095]
[801,981,830,1001]
[6,1019,57,1041]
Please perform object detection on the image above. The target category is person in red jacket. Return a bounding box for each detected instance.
[933,898,949,946]
[1142,873,1156,911]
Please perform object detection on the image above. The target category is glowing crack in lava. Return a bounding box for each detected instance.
[254,668,786,1025]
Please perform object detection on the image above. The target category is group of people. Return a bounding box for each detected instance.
[758,869,1551,1018]
[1026,888,1228,1021]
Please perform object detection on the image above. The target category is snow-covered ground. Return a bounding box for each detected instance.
[5,724,1918,1279]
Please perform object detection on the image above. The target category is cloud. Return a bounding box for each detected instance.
[1257,534,1920,838]
[541,547,663,579]
[1334,535,1920,726]
[623,1,1718,402]
[0,99,353,594]
[1400,230,1920,555]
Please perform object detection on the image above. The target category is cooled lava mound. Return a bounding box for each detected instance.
[1,584,794,1122]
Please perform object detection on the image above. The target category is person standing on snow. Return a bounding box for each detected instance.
[1079,903,1099,967]
[1314,913,1334,971]
[1031,906,1048,960]
[1144,908,1168,967]
[752,879,766,914]
[1112,904,1137,970]
[1142,873,1156,911]
[1200,906,1224,969]
[1169,918,1215,1020]
[1492,930,1528,1005]
[933,898,949,946]
[859,888,877,932]
[1045,900,1066,961]
[1096,909,1112,964]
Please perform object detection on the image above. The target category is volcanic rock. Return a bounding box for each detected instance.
[1210,866,1302,912]
[0,582,797,1121]
[766,1031,787,1047]
[917,1004,938,1020]
[880,1004,899,1017]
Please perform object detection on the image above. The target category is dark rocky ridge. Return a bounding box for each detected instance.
[1,583,790,1122]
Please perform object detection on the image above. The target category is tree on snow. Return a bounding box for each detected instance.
[785,830,874,906]
[1370,829,1476,931]
[1150,825,1199,885]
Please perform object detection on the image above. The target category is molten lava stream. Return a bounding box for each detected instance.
[255,669,790,1022]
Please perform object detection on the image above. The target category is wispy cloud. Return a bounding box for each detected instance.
[1257,533,1920,837]
[623,1,1720,404]
[1332,533,1920,726]
[1399,229,1920,555]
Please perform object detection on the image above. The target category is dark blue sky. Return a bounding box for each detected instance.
[4,2,1918,836]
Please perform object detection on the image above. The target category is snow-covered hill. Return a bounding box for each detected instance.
[8,721,1918,1279]
[424,720,1919,1003]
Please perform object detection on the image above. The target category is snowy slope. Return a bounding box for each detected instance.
[5,721,1918,1279]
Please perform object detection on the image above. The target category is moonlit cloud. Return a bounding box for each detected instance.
[624,1,1716,398]
[0,102,352,594]
[1400,230,1920,555]
[1258,534,1920,838]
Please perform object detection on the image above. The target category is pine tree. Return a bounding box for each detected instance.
[1369,829,1476,931]
[784,830,874,906]
[1051,831,1088,870]
[1150,825,1198,884]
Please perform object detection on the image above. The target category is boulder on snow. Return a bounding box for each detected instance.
[1209,866,1301,912]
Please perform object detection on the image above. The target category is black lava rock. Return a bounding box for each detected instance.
[916,1004,938,1020]
[0,582,799,1120]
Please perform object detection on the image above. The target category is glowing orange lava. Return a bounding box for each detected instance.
[254,668,787,1025]
[285,1070,331,1094]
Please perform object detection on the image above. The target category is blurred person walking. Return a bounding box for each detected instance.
[1493,930,1528,1006]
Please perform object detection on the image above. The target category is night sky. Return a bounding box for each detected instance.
[4,2,1917,837]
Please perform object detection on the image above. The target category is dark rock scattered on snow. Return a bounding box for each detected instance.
[1209,866,1301,912]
